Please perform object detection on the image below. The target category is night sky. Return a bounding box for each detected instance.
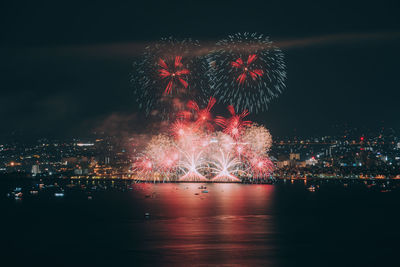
[1,1,400,140]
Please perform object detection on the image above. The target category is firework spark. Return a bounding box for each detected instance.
[249,156,274,178]
[241,123,273,154]
[186,97,216,131]
[132,156,156,181]
[215,105,252,140]
[207,32,286,113]
[209,149,241,182]
[158,56,190,95]
[178,150,208,181]
[132,101,275,182]
[171,120,193,140]
[231,54,264,85]
[131,37,208,118]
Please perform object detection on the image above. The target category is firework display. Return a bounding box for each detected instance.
[132,100,274,182]
[131,33,286,182]
[207,32,286,113]
[132,33,286,118]
[131,37,209,118]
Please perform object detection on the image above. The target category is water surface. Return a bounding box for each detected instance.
[2,180,400,266]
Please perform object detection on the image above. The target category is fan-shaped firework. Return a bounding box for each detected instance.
[207,33,286,113]
[209,149,241,182]
[178,150,208,181]
[131,37,208,118]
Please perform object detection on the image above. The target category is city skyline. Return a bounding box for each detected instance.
[2,128,400,180]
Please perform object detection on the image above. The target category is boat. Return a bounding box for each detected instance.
[54,192,64,197]
[307,185,316,192]
[381,189,392,193]
[144,212,150,218]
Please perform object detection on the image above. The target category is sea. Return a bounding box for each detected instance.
[2,178,400,266]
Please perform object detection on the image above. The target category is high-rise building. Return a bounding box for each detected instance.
[31,165,40,176]
[290,153,300,160]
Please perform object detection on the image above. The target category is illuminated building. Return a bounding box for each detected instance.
[31,165,40,176]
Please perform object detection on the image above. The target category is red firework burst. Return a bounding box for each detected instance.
[249,156,274,178]
[215,105,252,139]
[158,56,190,95]
[171,120,194,139]
[186,97,216,131]
[231,54,264,85]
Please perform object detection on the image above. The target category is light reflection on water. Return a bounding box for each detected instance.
[131,183,277,265]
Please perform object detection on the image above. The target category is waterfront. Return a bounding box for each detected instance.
[2,179,400,266]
